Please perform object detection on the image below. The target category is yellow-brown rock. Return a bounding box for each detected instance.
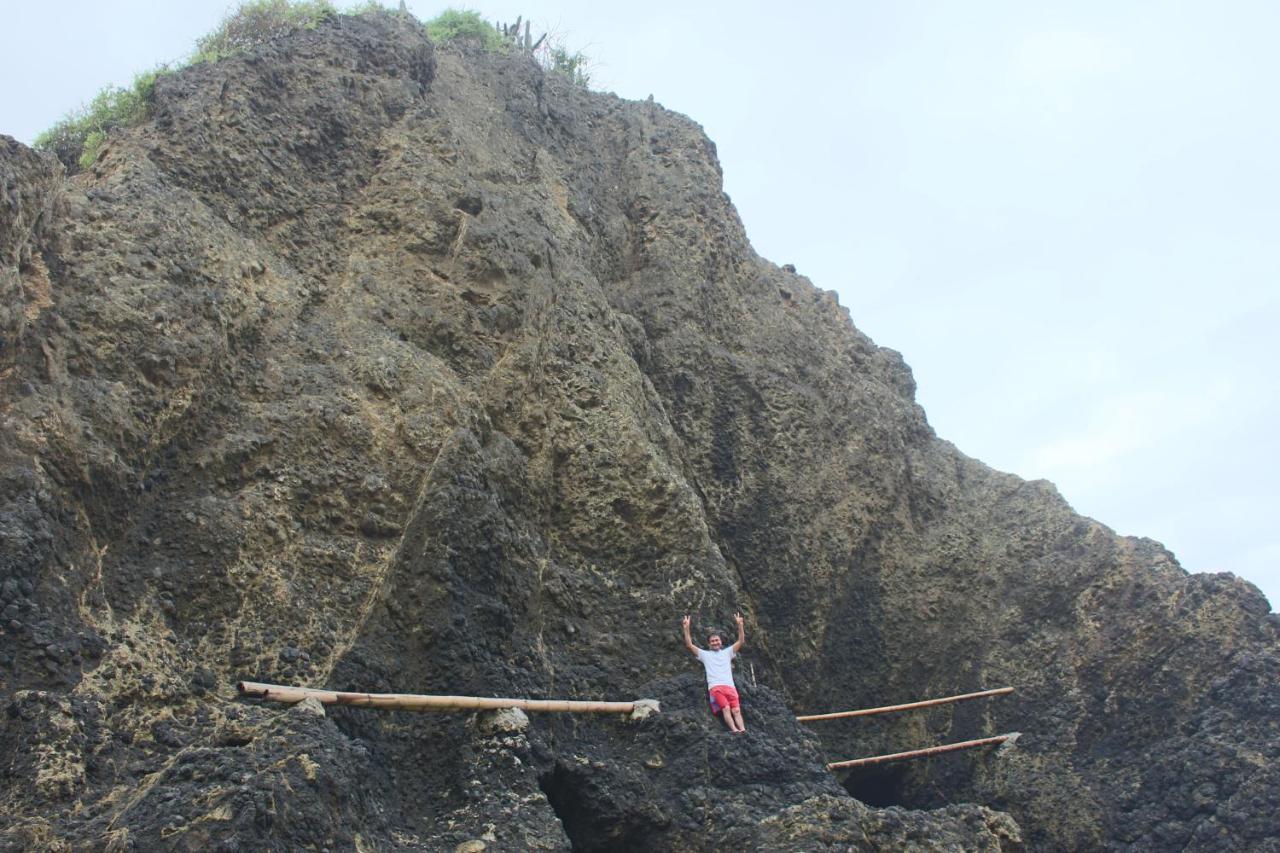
[0,11,1275,851]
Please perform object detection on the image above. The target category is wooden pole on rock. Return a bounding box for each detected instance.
[797,687,1013,722]
[236,681,637,714]
[827,734,1015,770]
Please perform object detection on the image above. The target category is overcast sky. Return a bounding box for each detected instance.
[3,1,1276,608]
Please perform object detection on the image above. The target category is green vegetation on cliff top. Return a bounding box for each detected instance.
[34,3,591,171]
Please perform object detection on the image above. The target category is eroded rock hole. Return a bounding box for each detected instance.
[841,765,909,807]
[538,765,654,852]
[454,195,483,216]
[539,766,593,851]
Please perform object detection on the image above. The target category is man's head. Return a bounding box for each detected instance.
[708,633,723,650]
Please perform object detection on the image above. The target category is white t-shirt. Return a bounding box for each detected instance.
[696,647,736,689]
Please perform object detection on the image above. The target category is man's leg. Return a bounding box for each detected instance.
[731,706,746,732]
[720,707,741,732]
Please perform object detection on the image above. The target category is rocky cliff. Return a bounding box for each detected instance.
[1,13,1276,851]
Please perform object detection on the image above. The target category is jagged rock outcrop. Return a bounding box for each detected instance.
[1,12,1276,851]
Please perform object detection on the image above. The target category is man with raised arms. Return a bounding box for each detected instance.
[682,612,746,733]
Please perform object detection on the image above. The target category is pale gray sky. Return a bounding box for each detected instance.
[3,1,1276,608]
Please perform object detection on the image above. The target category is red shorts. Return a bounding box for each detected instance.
[708,685,740,713]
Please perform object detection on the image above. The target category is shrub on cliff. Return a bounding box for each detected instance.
[33,69,162,170]
[423,9,505,50]
[34,2,590,171]
[425,9,591,88]
[192,0,339,64]
[34,0,346,170]
[345,0,393,14]
[543,43,590,88]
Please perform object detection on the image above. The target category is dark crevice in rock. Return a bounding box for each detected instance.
[535,758,675,852]
[537,765,590,851]
[453,194,483,216]
[538,762,659,853]
[840,765,909,808]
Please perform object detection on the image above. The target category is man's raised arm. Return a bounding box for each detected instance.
[732,611,745,653]
[681,615,701,657]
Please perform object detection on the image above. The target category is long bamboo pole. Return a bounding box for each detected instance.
[797,687,1013,722]
[826,734,1014,770]
[236,681,637,714]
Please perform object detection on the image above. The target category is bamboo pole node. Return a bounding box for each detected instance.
[797,686,1014,722]
[236,681,645,715]
[826,733,1019,770]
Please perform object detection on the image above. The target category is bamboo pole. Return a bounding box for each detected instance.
[236,681,637,714]
[797,687,1013,722]
[826,734,1014,770]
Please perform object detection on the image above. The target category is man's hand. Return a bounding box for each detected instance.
[681,614,699,656]
[734,612,744,628]
[732,611,745,652]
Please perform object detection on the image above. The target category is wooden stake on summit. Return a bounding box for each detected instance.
[827,734,1016,770]
[237,681,638,714]
[797,687,1014,722]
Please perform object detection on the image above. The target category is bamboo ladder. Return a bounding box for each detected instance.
[797,687,1017,770]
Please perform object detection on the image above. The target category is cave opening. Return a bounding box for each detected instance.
[538,765,595,852]
[538,765,653,853]
[840,764,910,808]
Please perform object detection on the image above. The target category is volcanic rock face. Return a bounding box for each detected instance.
[1,13,1276,851]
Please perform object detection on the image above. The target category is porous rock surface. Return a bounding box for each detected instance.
[1,12,1276,851]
